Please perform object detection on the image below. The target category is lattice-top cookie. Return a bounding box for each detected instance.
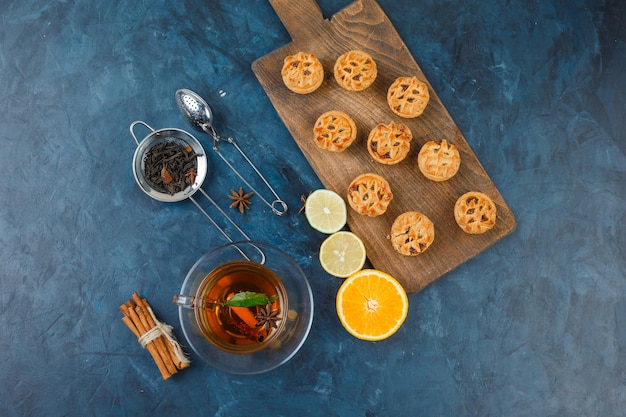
[387,76,430,118]
[367,122,412,165]
[333,50,378,91]
[454,191,497,234]
[281,52,324,94]
[313,111,357,152]
[418,139,461,181]
[389,211,435,256]
[347,173,393,217]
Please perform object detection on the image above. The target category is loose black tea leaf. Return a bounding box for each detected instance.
[144,141,198,195]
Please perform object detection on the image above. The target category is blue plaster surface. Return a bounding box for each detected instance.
[0,0,625,415]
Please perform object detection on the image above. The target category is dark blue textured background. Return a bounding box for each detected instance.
[1,0,624,415]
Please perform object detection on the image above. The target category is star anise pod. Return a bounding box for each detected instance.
[228,187,253,213]
[254,303,281,332]
[298,191,312,214]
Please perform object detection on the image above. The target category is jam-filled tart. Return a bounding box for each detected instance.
[389,211,435,256]
[418,139,461,181]
[367,121,412,165]
[387,76,430,118]
[454,191,497,234]
[313,110,357,152]
[333,50,378,92]
[347,173,393,217]
[281,51,324,94]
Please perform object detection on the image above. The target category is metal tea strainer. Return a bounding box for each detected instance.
[175,89,288,216]
[130,120,253,244]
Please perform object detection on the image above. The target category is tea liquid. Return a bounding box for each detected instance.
[195,260,287,353]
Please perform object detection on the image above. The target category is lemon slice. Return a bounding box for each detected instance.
[304,189,347,234]
[336,269,409,341]
[319,232,366,278]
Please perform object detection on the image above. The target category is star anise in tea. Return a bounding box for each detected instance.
[228,187,254,213]
[255,303,281,332]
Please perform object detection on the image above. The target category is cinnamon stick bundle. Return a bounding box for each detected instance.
[119,292,190,380]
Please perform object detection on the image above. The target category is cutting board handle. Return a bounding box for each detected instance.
[268,0,326,42]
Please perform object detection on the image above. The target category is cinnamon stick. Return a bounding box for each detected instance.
[136,295,189,370]
[128,299,177,377]
[119,292,190,380]
[119,303,172,380]
[121,316,140,338]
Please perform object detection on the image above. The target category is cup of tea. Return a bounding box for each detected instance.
[173,241,314,374]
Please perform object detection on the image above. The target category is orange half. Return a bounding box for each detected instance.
[336,269,409,341]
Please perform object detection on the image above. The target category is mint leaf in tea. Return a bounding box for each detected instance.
[224,291,278,307]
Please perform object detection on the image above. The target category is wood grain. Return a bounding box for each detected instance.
[252,0,516,293]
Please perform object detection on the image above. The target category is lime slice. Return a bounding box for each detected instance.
[304,189,347,234]
[319,231,366,278]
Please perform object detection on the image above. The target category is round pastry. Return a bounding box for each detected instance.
[387,76,430,118]
[347,173,393,217]
[454,191,497,234]
[313,111,357,152]
[389,211,435,256]
[367,122,412,165]
[418,139,461,181]
[333,50,378,91]
[281,52,324,94]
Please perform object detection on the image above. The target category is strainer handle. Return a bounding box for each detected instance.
[129,120,155,146]
[188,191,265,262]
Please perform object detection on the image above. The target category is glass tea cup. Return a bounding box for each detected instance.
[173,241,314,374]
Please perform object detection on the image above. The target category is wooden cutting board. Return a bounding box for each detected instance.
[252,0,516,293]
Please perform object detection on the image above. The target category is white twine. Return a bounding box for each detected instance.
[138,305,190,366]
